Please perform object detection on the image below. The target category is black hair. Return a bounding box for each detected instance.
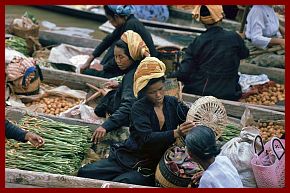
[137,76,165,99]
[104,5,115,17]
[185,125,220,160]
[200,5,211,17]
[115,39,133,60]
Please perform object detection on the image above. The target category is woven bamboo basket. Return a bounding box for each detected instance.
[155,146,203,188]
[186,96,227,139]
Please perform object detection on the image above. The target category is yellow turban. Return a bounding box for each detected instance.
[192,5,224,25]
[121,30,150,61]
[133,57,166,97]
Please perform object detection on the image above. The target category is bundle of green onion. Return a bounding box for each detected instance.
[5,116,91,175]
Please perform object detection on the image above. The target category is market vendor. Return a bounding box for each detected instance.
[185,125,243,188]
[78,57,194,186]
[92,30,150,144]
[245,5,285,68]
[5,120,44,147]
[167,5,249,101]
[80,5,156,78]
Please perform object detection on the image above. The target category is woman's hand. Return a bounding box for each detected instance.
[25,132,45,147]
[103,80,119,89]
[80,55,95,73]
[174,121,196,138]
[90,62,104,71]
[92,126,107,144]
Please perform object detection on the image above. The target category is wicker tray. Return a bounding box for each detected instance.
[186,96,227,139]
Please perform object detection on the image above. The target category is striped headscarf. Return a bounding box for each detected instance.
[133,57,166,97]
[121,30,150,61]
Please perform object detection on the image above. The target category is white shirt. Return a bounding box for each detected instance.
[198,156,243,188]
[245,5,281,49]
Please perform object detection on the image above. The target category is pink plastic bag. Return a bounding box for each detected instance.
[251,135,285,188]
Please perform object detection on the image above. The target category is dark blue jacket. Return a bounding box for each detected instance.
[101,64,138,132]
[124,96,189,166]
[168,26,249,100]
[5,120,27,142]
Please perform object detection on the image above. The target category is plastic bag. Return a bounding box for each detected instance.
[219,125,260,187]
[59,103,105,125]
[240,107,256,128]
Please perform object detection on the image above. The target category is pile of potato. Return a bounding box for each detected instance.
[240,83,285,106]
[258,120,285,142]
[25,96,81,115]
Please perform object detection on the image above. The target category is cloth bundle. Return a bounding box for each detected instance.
[192,5,224,25]
[121,30,150,61]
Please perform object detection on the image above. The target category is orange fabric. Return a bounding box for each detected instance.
[133,57,166,97]
[121,30,150,61]
[192,5,224,25]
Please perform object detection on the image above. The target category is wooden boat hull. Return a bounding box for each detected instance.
[6,167,150,188]
[34,5,206,34]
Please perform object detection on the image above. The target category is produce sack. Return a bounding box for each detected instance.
[251,136,285,188]
[6,56,43,96]
[9,13,39,39]
[15,85,86,116]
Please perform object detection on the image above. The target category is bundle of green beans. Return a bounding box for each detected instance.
[5,36,30,56]
[219,124,241,143]
[5,116,91,175]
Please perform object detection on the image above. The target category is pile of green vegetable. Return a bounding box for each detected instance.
[5,116,91,175]
[5,36,30,56]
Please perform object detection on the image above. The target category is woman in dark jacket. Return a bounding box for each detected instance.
[168,5,249,101]
[91,30,150,144]
[78,57,194,186]
[81,5,156,78]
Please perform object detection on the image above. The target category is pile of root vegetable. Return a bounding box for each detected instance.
[240,82,285,106]
[5,116,91,175]
[25,96,81,115]
[258,120,285,142]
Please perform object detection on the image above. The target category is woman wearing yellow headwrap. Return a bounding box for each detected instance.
[78,57,195,186]
[91,30,150,144]
[168,5,249,101]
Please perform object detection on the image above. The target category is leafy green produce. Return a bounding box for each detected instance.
[5,116,91,175]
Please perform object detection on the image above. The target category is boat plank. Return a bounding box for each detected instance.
[6,168,151,188]
[5,107,99,131]
[182,93,284,120]
[39,30,101,48]
[239,61,284,84]
[6,183,44,188]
